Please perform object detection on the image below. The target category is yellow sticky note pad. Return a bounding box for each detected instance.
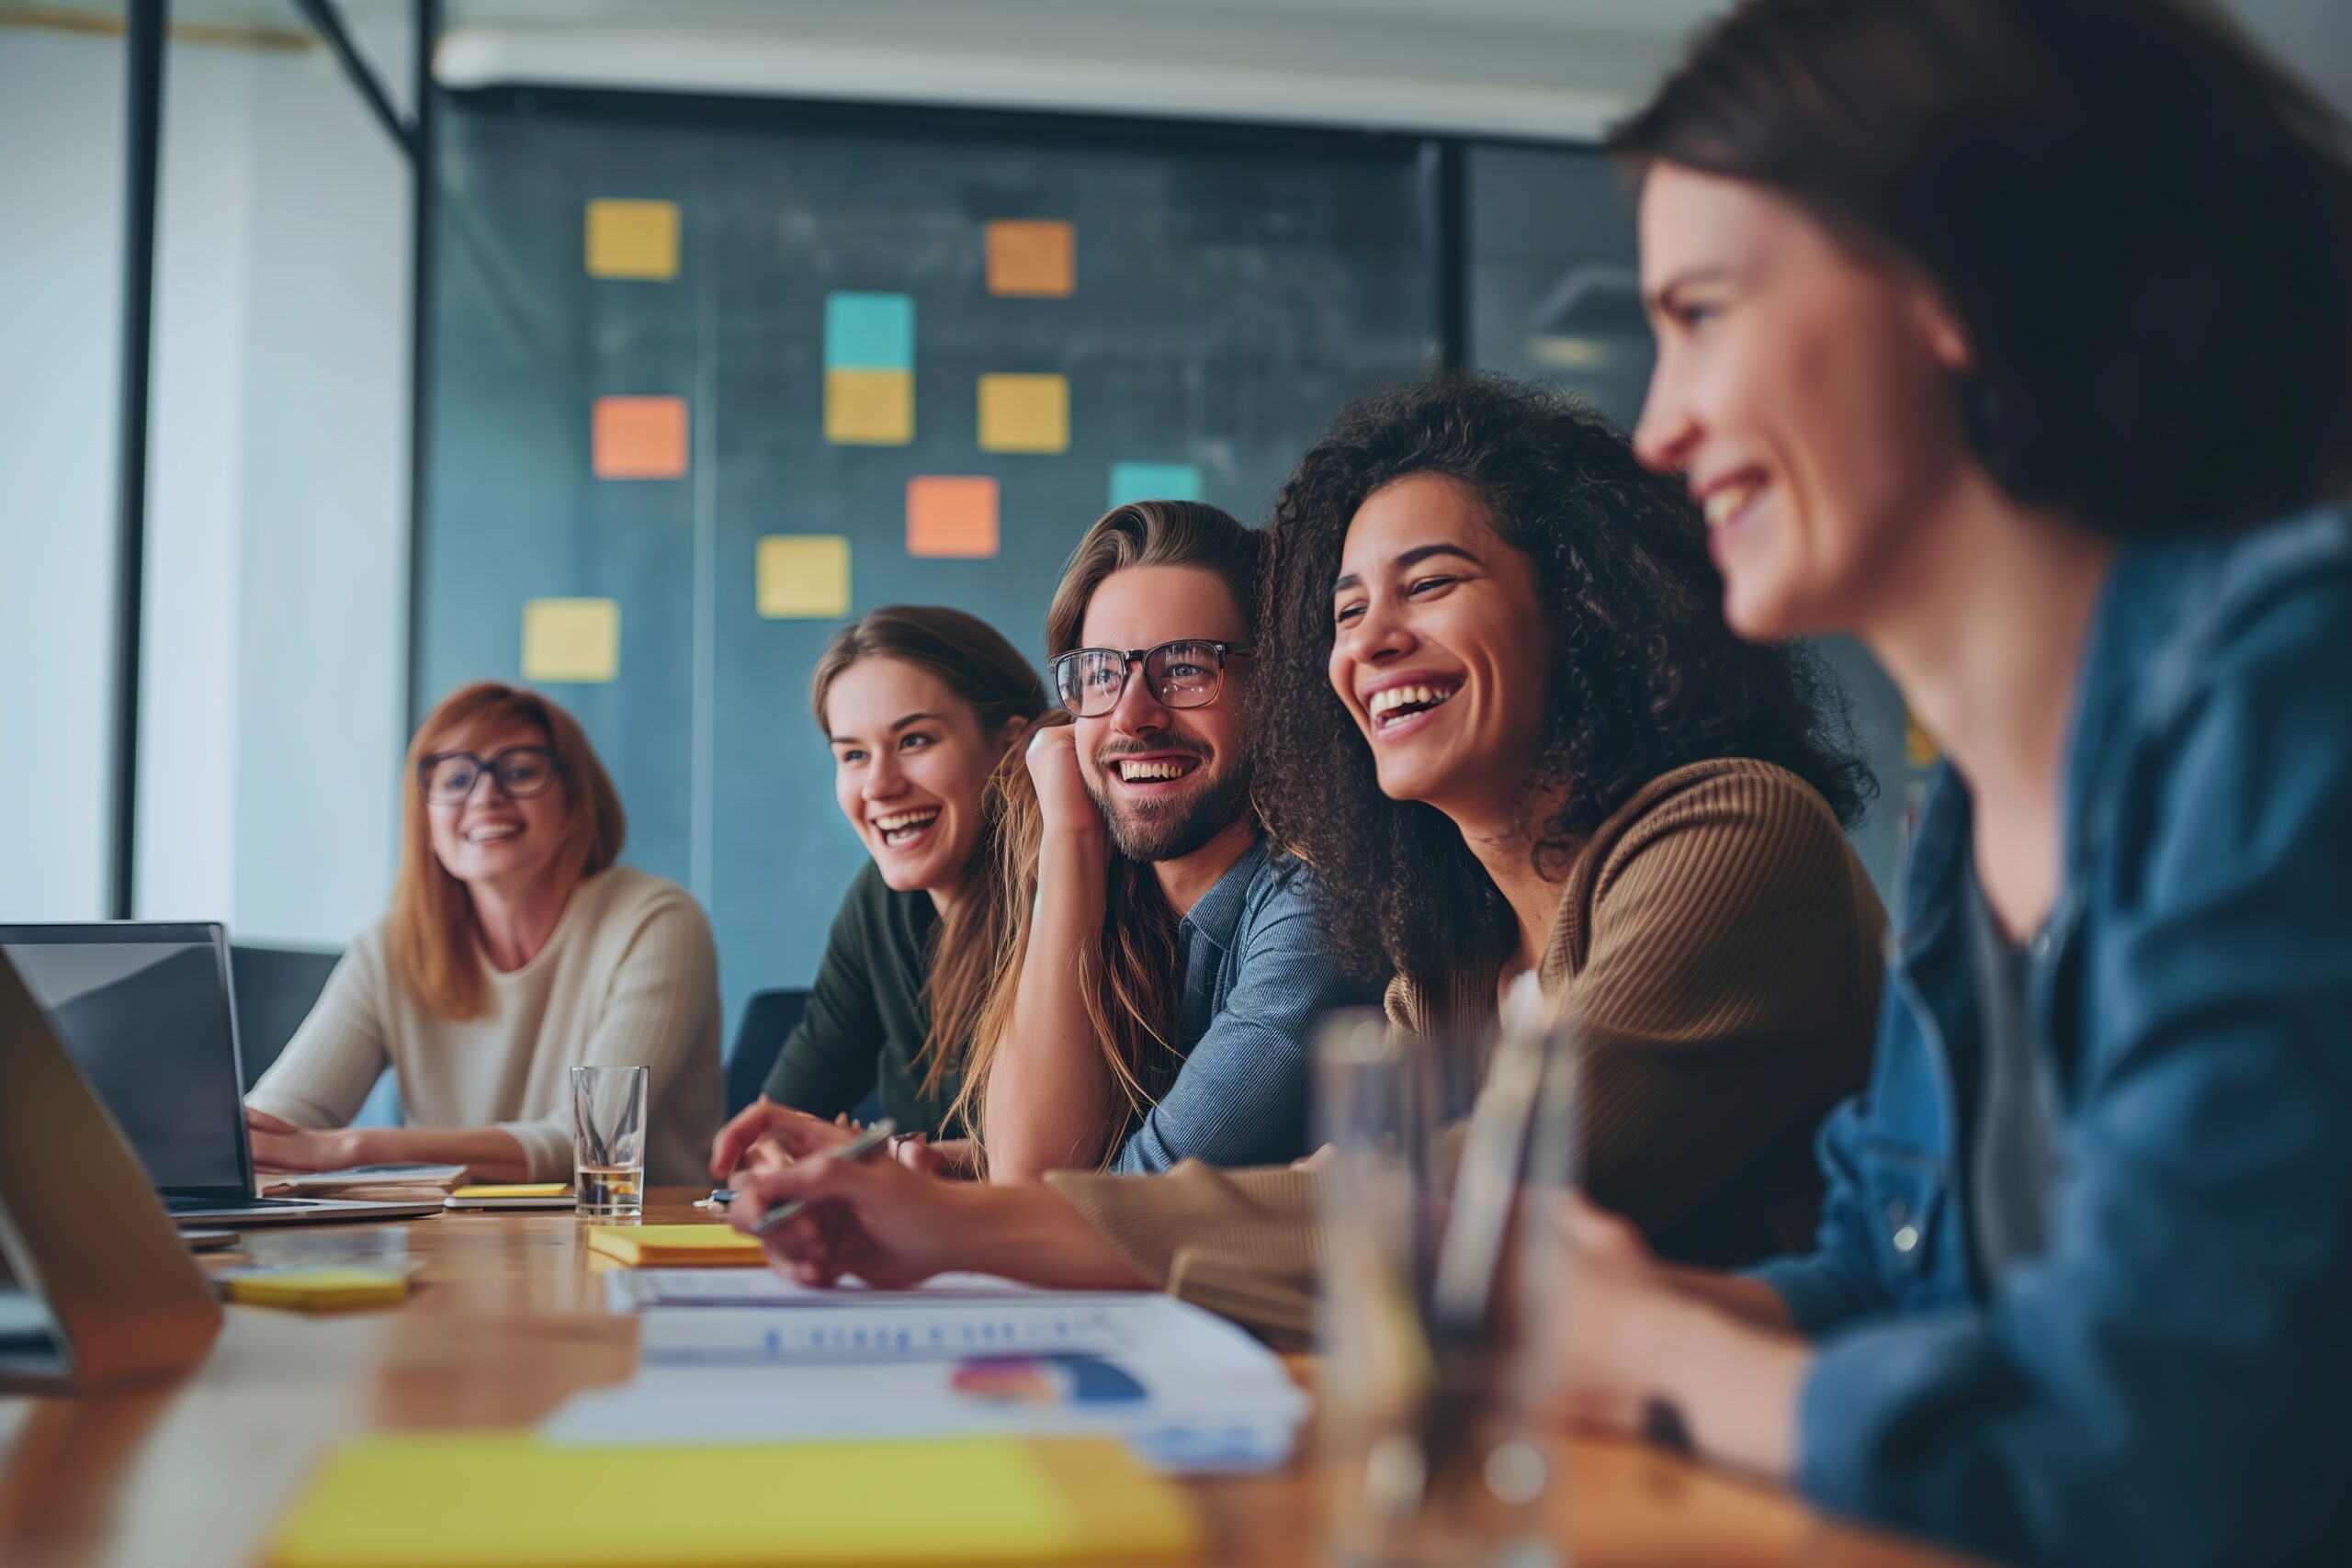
[978,373,1069,454]
[450,1184,567,1199]
[521,598,619,683]
[824,367,913,446]
[986,219,1076,297]
[586,1224,765,1267]
[757,536,852,619]
[266,1434,1199,1567]
[906,476,1000,558]
[222,1269,410,1313]
[584,199,679,279]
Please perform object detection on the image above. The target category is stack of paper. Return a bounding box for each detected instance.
[549,1293,1307,1475]
[602,1267,1117,1312]
[584,1225,764,1267]
[262,1163,470,1200]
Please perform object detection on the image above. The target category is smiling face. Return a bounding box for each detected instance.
[827,657,1021,903]
[1329,472,1551,823]
[1631,163,1977,642]
[423,717,574,896]
[1072,563,1255,863]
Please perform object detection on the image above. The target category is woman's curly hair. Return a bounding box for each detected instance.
[1256,369,1872,994]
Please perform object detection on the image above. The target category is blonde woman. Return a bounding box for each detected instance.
[245,682,722,1184]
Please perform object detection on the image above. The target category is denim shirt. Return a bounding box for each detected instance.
[1752,504,2352,1568]
[1109,840,1370,1174]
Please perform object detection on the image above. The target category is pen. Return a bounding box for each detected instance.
[749,1117,898,1235]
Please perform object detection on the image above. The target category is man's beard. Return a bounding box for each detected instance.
[1087,757,1254,863]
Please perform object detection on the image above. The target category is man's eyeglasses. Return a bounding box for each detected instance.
[1050,639,1252,719]
[418,746,564,806]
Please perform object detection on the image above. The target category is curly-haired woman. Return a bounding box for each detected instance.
[724,371,1893,1334]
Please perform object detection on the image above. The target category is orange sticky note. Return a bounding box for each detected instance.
[585,199,679,279]
[824,368,914,446]
[986,220,1076,298]
[906,477,1000,558]
[978,374,1069,454]
[592,396,688,479]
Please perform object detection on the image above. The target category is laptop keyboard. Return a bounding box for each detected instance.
[163,1193,314,1213]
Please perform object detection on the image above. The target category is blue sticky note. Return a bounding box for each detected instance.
[824,292,914,372]
[1108,462,1202,508]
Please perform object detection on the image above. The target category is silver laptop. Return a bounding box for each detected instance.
[0,923,441,1227]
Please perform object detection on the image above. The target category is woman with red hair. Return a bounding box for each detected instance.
[244,682,721,1184]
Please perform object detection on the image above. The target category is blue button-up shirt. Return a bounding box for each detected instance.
[1753,504,2352,1568]
[1109,839,1370,1174]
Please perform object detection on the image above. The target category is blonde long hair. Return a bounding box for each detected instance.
[946,502,1260,1167]
[389,682,625,1020]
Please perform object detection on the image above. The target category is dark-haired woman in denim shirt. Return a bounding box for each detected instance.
[1559,2,2352,1566]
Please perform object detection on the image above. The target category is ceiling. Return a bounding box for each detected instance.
[6,0,2346,134]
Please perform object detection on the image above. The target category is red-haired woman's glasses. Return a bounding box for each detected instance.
[418,746,563,806]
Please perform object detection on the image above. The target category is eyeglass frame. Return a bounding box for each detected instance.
[415,745,567,806]
[1048,639,1255,719]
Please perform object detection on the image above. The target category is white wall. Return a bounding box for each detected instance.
[0,25,410,946]
[0,28,123,922]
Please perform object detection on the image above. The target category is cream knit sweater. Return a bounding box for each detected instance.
[247,865,723,1183]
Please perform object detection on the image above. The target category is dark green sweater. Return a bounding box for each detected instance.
[759,861,961,1136]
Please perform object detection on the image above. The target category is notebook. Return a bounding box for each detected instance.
[584,1225,764,1267]
[266,1432,1199,1567]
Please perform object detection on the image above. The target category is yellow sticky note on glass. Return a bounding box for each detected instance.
[758,536,851,619]
[825,367,914,446]
[906,477,1000,558]
[986,220,1076,297]
[584,199,679,280]
[978,373,1069,454]
[521,599,619,683]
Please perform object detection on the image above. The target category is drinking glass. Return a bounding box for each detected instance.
[571,1065,648,1220]
[1316,1000,1573,1568]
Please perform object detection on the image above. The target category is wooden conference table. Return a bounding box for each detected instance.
[0,1190,1971,1568]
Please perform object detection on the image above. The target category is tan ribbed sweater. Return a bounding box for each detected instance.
[247,865,725,1183]
[1046,759,1886,1346]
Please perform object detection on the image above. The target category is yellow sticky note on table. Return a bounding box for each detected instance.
[978,373,1069,454]
[986,219,1076,297]
[757,536,851,619]
[584,198,679,280]
[906,476,1000,558]
[586,1224,764,1267]
[825,367,913,446]
[592,395,688,479]
[521,599,619,683]
[266,1433,1200,1567]
[451,1184,567,1199]
[222,1269,409,1313]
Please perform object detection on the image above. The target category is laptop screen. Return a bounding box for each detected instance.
[0,926,251,1197]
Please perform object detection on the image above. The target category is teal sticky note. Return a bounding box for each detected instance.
[824,293,914,372]
[1108,462,1202,508]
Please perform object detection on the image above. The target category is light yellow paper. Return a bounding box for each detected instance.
[824,367,914,446]
[978,373,1069,454]
[520,599,619,684]
[585,199,679,279]
[266,1433,1198,1567]
[756,536,851,619]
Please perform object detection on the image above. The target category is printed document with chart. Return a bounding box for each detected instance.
[545,1292,1306,1474]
